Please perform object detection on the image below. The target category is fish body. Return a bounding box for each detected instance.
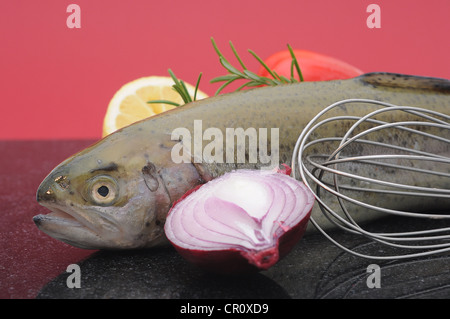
[34,73,450,249]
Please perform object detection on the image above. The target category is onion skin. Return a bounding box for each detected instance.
[172,214,310,274]
[164,169,314,274]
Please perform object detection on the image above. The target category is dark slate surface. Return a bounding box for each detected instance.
[36,216,450,299]
[1,140,449,299]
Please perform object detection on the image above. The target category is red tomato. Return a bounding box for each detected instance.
[258,49,363,82]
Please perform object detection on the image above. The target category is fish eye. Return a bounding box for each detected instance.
[97,185,109,197]
[88,175,119,206]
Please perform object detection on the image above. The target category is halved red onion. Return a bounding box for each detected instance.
[164,168,315,274]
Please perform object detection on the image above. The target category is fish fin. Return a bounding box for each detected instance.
[192,162,214,183]
[357,72,450,92]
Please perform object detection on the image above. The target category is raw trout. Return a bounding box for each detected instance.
[34,73,450,249]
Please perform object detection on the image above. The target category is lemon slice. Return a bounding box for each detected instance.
[102,76,208,137]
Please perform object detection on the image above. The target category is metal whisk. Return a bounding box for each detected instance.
[292,99,450,260]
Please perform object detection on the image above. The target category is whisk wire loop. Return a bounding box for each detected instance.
[292,99,450,259]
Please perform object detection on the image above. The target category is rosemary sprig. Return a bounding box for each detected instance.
[147,38,304,107]
[147,69,203,107]
[210,37,304,95]
[288,44,304,82]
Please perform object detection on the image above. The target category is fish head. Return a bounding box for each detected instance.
[34,126,204,249]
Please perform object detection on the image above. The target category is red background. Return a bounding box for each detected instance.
[1,0,449,140]
[0,0,449,299]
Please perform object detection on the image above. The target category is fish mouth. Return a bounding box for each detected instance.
[33,204,107,250]
[33,207,85,229]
